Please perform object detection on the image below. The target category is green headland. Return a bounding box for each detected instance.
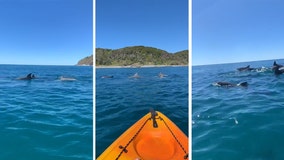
[77,46,188,67]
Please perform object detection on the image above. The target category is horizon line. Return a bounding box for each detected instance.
[193,58,284,67]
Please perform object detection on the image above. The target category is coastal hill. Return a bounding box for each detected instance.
[96,46,188,66]
[77,46,188,66]
[77,55,93,66]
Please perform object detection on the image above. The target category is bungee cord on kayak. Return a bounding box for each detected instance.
[112,110,188,160]
[160,116,188,159]
[116,117,150,160]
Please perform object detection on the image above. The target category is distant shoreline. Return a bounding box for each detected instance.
[96,65,188,69]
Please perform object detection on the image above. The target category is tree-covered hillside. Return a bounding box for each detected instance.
[95,46,188,66]
[77,46,188,66]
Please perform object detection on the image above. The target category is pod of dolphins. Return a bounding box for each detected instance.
[17,73,76,81]
[19,61,281,87]
[215,61,284,88]
[101,72,167,79]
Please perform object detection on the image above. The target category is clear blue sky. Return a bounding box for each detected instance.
[0,0,92,65]
[193,0,284,66]
[96,0,188,53]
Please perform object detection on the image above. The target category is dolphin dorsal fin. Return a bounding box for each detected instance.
[26,73,32,78]
[274,61,277,66]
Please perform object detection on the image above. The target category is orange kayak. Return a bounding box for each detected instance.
[97,110,188,160]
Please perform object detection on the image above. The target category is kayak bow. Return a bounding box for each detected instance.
[97,110,188,160]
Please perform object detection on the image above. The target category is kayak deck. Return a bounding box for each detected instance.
[97,111,188,160]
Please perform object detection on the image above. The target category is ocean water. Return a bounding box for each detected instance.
[193,59,284,160]
[0,65,92,160]
[95,66,188,158]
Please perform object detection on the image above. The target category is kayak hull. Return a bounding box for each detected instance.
[97,111,188,160]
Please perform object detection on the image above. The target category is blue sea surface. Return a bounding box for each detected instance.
[0,65,92,160]
[193,59,284,160]
[95,66,188,158]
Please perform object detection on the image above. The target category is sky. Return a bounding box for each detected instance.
[0,0,92,65]
[96,0,188,53]
[193,0,284,66]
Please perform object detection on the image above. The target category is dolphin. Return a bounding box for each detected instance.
[213,81,248,87]
[17,73,35,80]
[272,61,284,75]
[129,73,140,78]
[101,75,114,78]
[59,76,76,81]
[272,61,284,71]
[273,65,284,75]
[237,65,255,71]
[158,72,167,78]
